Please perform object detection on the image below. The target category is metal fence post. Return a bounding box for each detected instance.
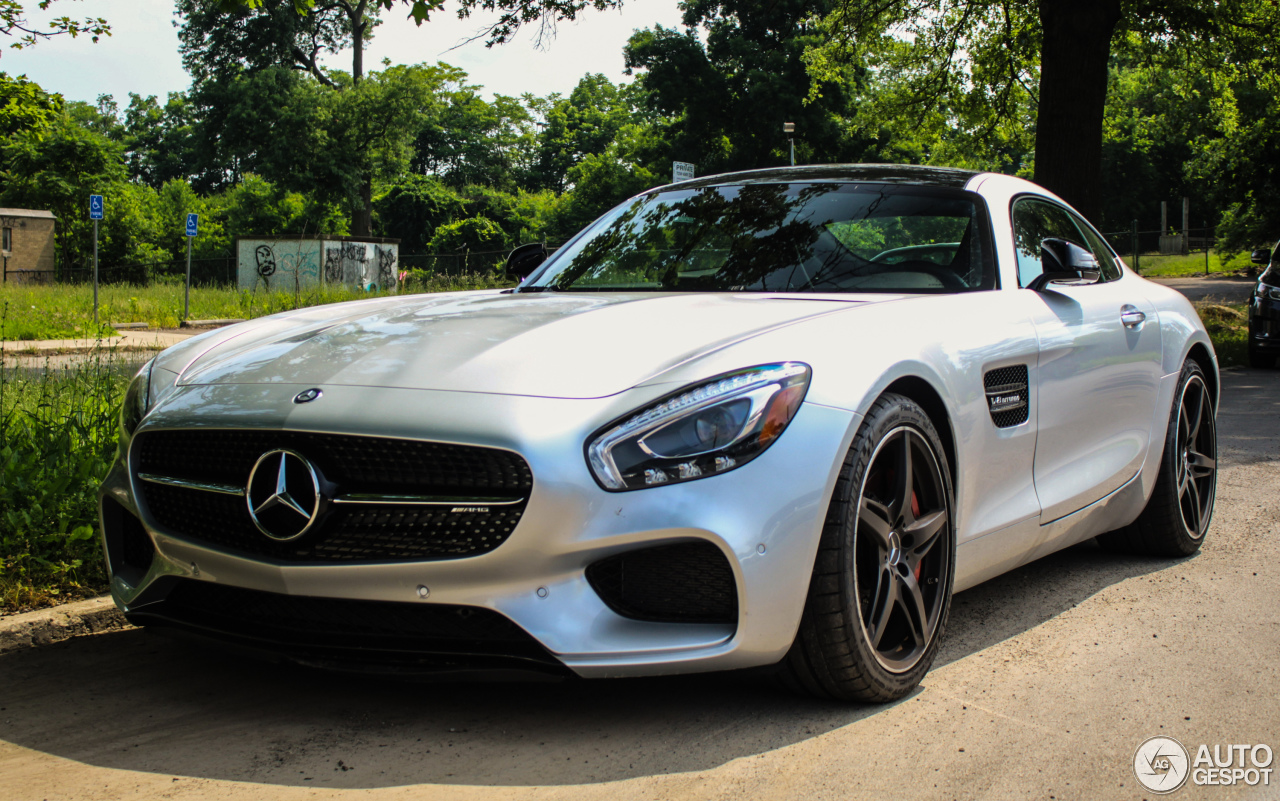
[93,218,99,328]
[184,235,192,320]
[1131,219,1139,274]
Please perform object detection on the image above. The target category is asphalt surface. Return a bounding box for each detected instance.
[1146,274,1256,304]
[1,374,1278,801]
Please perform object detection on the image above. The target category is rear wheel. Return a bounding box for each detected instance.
[779,394,954,702]
[1099,359,1217,556]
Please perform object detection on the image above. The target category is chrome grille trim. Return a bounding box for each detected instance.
[138,473,245,496]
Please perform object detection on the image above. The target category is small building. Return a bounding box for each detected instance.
[0,208,57,283]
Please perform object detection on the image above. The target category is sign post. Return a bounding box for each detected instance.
[89,195,103,328]
[672,161,695,184]
[184,213,198,320]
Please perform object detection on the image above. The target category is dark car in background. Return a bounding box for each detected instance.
[1250,242,1280,368]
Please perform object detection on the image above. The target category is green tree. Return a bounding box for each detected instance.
[0,111,126,272]
[528,74,636,192]
[1,0,109,51]
[624,0,872,176]
[0,71,62,147]
[122,93,197,189]
[805,0,1280,223]
[427,215,507,253]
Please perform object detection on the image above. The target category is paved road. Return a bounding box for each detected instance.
[2,370,1278,801]
[1147,274,1256,304]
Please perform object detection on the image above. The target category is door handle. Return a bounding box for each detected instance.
[1120,304,1146,328]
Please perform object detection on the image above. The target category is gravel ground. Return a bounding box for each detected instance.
[0,369,1277,801]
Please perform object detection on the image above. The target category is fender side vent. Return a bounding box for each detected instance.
[984,365,1029,428]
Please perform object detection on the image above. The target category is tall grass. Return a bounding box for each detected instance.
[0,347,128,612]
[0,271,509,341]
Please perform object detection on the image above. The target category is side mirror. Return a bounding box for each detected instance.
[1251,248,1272,265]
[506,242,548,280]
[1029,238,1101,291]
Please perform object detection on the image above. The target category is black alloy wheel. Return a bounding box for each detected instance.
[855,426,951,673]
[780,393,954,702]
[1173,371,1217,540]
[1099,359,1217,557]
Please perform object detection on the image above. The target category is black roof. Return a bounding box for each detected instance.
[672,163,982,190]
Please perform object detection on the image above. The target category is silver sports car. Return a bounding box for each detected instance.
[99,165,1218,702]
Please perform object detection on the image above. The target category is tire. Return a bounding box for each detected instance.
[778,393,955,702]
[1098,359,1217,557]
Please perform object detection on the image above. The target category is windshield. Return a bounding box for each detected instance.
[524,182,995,293]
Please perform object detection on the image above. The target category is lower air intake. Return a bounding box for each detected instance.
[586,541,738,625]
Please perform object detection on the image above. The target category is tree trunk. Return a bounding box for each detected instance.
[349,0,371,236]
[352,177,373,238]
[1033,0,1121,225]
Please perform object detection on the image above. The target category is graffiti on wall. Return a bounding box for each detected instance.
[238,239,397,292]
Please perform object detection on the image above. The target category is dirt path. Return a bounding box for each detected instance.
[1,370,1278,801]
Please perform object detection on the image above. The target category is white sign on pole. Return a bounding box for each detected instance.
[672,161,695,183]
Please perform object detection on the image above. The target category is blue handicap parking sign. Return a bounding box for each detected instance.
[185,213,199,237]
[89,195,103,220]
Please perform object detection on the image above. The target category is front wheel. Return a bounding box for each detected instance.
[779,393,955,702]
[1099,359,1217,556]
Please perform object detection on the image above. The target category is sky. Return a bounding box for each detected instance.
[4,0,687,104]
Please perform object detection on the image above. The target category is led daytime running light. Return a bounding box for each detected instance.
[614,363,807,439]
[588,362,810,491]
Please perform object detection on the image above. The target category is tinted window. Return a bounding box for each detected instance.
[1070,211,1122,281]
[1011,198,1091,287]
[1012,197,1122,285]
[525,183,995,294]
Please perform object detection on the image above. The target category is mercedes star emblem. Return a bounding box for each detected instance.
[246,449,322,541]
[294,388,323,404]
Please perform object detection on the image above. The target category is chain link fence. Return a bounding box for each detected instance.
[1098,226,1219,275]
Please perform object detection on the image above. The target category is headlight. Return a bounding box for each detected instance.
[587,362,811,491]
[1259,283,1280,301]
[120,358,155,438]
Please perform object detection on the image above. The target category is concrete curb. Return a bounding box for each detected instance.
[0,596,130,655]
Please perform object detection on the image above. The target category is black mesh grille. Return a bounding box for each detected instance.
[128,578,559,666]
[136,430,532,493]
[140,479,524,563]
[984,365,1030,428]
[586,541,738,625]
[133,430,531,563]
[101,497,155,584]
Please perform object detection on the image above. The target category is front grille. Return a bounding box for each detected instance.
[136,430,532,493]
[127,578,561,668]
[586,541,738,625]
[133,430,531,563]
[984,365,1030,428]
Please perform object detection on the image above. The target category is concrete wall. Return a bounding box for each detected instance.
[237,238,398,293]
[1,213,57,283]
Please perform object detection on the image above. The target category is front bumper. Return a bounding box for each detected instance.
[99,382,856,678]
[1250,292,1280,353]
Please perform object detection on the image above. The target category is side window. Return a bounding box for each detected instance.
[1011,198,1090,287]
[1069,212,1122,282]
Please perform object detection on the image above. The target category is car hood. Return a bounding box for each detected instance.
[173,291,890,399]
